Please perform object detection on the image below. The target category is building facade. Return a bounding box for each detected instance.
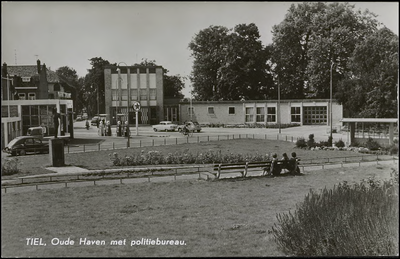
[179,99,343,127]
[1,60,74,148]
[103,65,164,125]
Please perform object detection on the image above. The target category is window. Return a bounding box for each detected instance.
[149,89,156,100]
[28,93,36,100]
[121,89,128,101]
[267,107,276,122]
[245,107,254,122]
[22,77,30,82]
[208,107,215,115]
[256,107,265,122]
[112,90,119,101]
[228,107,235,115]
[18,93,26,100]
[140,89,147,100]
[291,107,301,122]
[130,89,138,100]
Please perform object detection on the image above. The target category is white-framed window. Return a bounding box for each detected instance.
[112,90,119,101]
[28,92,36,100]
[121,89,128,101]
[228,107,235,115]
[18,93,26,100]
[267,107,276,122]
[256,107,265,122]
[149,89,156,100]
[140,89,147,100]
[245,107,254,122]
[22,77,30,82]
[291,107,301,122]
[208,107,215,115]
[130,89,138,100]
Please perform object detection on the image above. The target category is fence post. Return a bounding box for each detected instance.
[253,134,255,139]
[285,136,287,141]
[277,134,279,140]
[113,142,115,149]
[218,135,220,141]
[197,136,199,143]
[291,136,293,142]
[83,145,85,152]
[98,143,100,151]
[164,138,166,145]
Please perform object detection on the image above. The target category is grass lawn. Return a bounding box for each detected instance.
[1,139,398,257]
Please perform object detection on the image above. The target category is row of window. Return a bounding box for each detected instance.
[111,89,156,101]
[197,106,323,123]
[17,93,36,100]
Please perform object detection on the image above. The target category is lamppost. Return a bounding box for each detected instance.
[330,62,335,146]
[277,77,281,134]
[117,62,130,147]
[90,83,99,115]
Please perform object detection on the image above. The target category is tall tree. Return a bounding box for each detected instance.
[189,25,229,101]
[270,2,379,99]
[189,24,272,101]
[56,66,82,113]
[336,27,398,118]
[84,57,111,116]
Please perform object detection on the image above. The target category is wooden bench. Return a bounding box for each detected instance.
[212,161,273,179]
[211,159,301,179]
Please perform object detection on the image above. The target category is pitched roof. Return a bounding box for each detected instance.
[7,65,39,78]
[7,65,60,83]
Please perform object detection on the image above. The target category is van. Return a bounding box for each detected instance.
[26,126,44,139]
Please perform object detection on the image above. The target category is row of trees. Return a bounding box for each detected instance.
[188,2,398,118]
[55,2,397,119]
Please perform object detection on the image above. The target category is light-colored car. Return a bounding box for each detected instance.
[76,115,83,121]
[177,121,202,133]
[152,121,178,132]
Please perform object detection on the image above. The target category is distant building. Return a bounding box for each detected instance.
[1,60,74,148]
[103,65,165,125]
[179,99,343,127]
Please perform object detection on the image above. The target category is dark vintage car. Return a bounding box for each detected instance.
[3,136,49,156]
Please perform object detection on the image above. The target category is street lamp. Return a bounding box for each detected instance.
[117,62,130,147]
[277,77,281,134]
[330,62,335,146]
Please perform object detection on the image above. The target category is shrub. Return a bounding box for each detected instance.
[365,137,381,151]
[272,173,399,256]
[328,136,333,147]
[109,149,270,166]
[319,140,329,147]
[295,138,307,149]
[335,139,345,148]
[1,158,22,176]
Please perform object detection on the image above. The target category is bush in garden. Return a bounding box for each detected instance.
[109,149,270,166]
[296,138,307,149]
[271,170,399,256]
[334,139,345,148]
[365,137,381,150]
[1,158,22,176]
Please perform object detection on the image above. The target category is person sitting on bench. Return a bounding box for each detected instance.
[270,153,281,176]
[287,152,301,175]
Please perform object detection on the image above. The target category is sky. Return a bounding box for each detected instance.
[2,1,399,97]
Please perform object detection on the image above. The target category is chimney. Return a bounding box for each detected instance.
[37,59,41,74]
[2,62,7,77]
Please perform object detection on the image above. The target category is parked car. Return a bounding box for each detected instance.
[82,113,88,120]
[76,115,83,121]
[177,121,202,133]
[3,136,49,156]
[91,116,100,126]
[152,121,178,132]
